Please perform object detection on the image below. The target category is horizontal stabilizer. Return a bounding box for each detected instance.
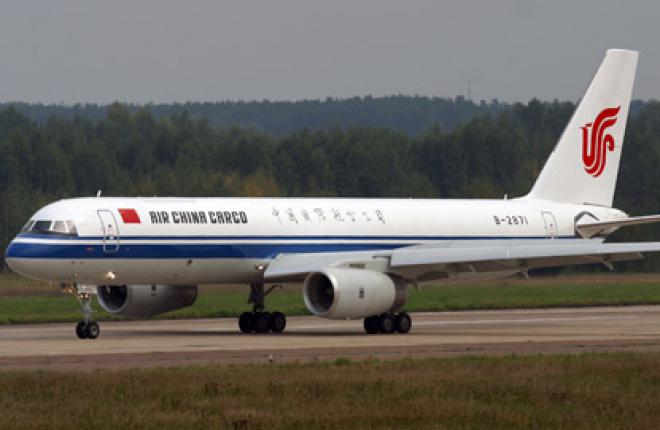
[576,215,660,238]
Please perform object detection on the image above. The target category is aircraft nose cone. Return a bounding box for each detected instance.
[4,239,38,279]
[4,238,69,283]
[4,240,22,274]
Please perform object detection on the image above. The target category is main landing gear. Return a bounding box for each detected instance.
[66,284,100,339]
[363,312,412,334]
[238,283,287,334]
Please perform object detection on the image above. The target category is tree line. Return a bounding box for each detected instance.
[2,96,506,137]
[2,99,660,270]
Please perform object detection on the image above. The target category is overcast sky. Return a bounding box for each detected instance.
[1,0,658,104]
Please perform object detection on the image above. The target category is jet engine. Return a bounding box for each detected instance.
[303,268,406,319]
[97,284,198,317]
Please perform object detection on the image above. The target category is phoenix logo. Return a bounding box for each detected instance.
[581,106,621,178]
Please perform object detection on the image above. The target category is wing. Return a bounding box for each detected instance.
[263,239,660,283]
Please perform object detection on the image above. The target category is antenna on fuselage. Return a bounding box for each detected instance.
[96,190,102,197]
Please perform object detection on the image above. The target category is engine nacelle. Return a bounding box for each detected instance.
[303,268,406,319]
[97,284,198,317]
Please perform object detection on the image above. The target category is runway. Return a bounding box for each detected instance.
[2,305,660,370]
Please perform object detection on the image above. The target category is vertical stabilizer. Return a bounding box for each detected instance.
[527,49,638,206]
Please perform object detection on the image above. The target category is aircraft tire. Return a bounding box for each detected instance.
[85,321,100,339]
[364,316,380,334]
[254,312,271,333]
[76,321,88,339]
[269,312,286,333]
[239,312,256,333]
[395,312,412,334]
[378,314,395,334]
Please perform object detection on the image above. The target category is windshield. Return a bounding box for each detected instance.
[21,219,78,236]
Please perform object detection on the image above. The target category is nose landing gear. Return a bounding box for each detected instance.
[76,320,100,339]
[238,283,287,334]
[64,284,101,339]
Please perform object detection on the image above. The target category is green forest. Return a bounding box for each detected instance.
[2,97,660,270]
[2,96,507,137]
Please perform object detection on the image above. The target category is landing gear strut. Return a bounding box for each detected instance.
[364,312,412,334]
[238,283,287,334]
[66,284,100,339]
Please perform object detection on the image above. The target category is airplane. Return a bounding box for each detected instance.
[5,49,660,340]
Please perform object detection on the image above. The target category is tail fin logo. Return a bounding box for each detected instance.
[581,106,621,177]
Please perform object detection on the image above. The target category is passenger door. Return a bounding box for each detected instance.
[97,210,120,253]
[541,211,558,239]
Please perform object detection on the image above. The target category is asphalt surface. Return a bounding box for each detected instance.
[1,306,660,370]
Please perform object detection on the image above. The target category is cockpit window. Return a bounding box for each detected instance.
[20,220,35,233]
[22,220,78,236]
[32,221,53,234]
[65,220,78,235]
[52,221,67,234]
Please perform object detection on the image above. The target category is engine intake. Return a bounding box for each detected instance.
[303,268,406,319]
[97,284,198,317]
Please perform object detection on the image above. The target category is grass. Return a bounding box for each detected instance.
[2,273,660,324]
[2,353,660,429]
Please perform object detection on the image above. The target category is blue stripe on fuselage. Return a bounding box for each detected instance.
[6,234,577,260]
[14,233,575,242]
[6,241,405,259]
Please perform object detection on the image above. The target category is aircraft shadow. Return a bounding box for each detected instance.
[113,329,367,337]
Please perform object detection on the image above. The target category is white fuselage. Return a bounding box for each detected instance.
[4,196,626,285]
